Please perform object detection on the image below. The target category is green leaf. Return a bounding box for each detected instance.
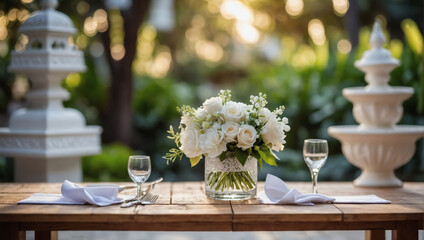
[258,145,277,166]
[219,151,227,162]
[190,155,202,167]
[235,148,249,166]
[251,150,262,169]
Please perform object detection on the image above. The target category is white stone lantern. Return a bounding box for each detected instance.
[0,0,102,182]
[328,21,424,187]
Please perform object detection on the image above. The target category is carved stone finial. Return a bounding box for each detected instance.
[370,20,385,49]
[41,0,58,9]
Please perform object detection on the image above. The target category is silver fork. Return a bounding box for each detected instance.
[141,194,158,205]
[120,193,158,208]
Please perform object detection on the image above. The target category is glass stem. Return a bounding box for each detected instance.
[311,170,319,194]
[137,182,141,201]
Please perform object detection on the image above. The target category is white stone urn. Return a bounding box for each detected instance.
[328,21,424,187]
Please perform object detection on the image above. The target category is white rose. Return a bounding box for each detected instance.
[260,116,287,151]
[222,122,239,143]
[180,125,202,158]
[199,128,227,158]
[237,124,258,150]
[203,97,222,115]
[259,108,273,123]
[222,101,246,122]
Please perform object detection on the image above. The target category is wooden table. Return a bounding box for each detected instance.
[0,182,423,240]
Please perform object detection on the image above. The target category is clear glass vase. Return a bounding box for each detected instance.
[204,155,257,200]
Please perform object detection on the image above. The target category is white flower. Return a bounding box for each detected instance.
[237,124,258,150]
[180,125,202,158]
[261,116,288,151]
[181,113,190,125]
[203,97,222,115]
[195,108,207,121]
[258,108,273,123]
[222,101,246,123]
[199,128,227,158]
[222,122,239,143]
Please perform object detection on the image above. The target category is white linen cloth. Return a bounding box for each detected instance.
[261,174,390,205]
[18,180,124,206]
[262,174,335,205]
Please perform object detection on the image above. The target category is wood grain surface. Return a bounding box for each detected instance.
[0,181,423,239]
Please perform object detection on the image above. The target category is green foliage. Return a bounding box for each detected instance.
[82,143,134,182]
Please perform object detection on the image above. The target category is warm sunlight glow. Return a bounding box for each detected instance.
[286,0,304,17]
[308,19,326,45]
[254,12,273,30]
[150,51,172,78]
[235,22,260,44]
[195,40,224,62]
[332,0,349,16]
[291,44,316,68]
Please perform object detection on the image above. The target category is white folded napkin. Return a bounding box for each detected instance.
[261,174,390,205]
[18,180,124,206]
[262,174,335,206]
[332,195,390,204]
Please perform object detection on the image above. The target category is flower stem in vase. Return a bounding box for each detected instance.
[207,171,255,191]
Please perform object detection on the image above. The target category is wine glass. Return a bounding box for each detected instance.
[303,139,328,194]
[128,155,151,202]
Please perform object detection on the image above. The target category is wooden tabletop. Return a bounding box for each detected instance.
[0,181,423,240]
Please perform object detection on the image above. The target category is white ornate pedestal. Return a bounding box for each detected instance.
[0,0,101,182]
[328,21,424,187]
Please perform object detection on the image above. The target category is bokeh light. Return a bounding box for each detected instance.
[111,44,125,61]
[65,73,81,88]
[0,27,7,41]
[286,0,304,17]
[0,40,9,57]
[90,41,105,57]
[254,12,273,31]
[332,0,349,16]
[150,50,172,78]
[235,22,260,44]
[337,39,352,54]
[195,40,224,62]
[94,9,108,33]
[77,1,90,15]
[7,8,18,22]
[291,44,316,68]
[308,19,326,45]
[220,0,254,24]
[84,17,97,37]
[14,34,28,51]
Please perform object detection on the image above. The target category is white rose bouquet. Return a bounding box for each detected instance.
[164,90,290,170]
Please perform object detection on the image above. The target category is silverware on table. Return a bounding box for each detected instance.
[120,192,159,208]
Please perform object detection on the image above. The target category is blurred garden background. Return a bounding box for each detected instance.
[0,0,422,183]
